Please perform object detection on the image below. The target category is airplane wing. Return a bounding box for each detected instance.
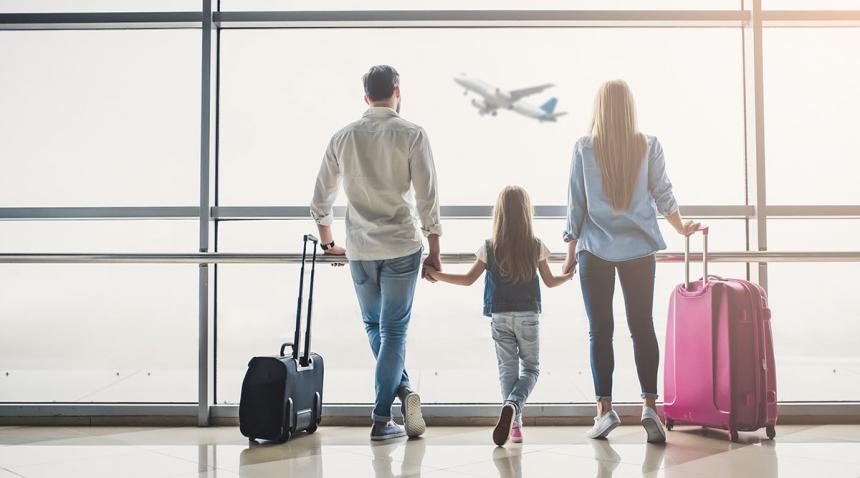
[508,83,554,102]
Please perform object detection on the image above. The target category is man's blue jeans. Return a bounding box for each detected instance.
[349,250,422,422]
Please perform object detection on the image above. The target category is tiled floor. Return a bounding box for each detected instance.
[0,424,859,477]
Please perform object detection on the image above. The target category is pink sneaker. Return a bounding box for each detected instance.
[511,425,523,443]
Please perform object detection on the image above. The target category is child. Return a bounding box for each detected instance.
[426,185,573,446]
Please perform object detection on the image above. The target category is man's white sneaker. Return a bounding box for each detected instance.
[586,409,621,440]
[401,391,426,438]
[641,407,666,444]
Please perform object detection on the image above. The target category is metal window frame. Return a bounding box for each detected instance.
[2,7,860,424]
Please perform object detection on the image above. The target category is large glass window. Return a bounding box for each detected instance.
[218,28,745,208]
[0,30,200,207]
[763,28,860,205]
[0,221,199,402]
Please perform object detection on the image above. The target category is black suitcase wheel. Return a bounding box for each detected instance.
[306,423,318,434]
[766,425,776,440]
[665,419,674,431]
[729,429,739,442]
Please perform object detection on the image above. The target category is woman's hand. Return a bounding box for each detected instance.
[562,254,578,275]
[679,220,702,236]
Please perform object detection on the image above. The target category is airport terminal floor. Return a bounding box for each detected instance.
[1,424,859,477]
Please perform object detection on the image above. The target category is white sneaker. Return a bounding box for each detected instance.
[641,407,666,444]
[586,409,621,439]
[401,391,426,438]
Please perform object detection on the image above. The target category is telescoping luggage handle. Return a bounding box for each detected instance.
[280,234,318,367]
[684,226,710,291]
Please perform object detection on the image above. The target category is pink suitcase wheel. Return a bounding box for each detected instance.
[766,425,776,440]
[665,419,674,431]
[729,429,739,442]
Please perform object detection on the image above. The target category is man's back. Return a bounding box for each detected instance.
[311,107,440,261]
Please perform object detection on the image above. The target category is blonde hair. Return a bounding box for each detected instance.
[590,80,647,212]
[491,186,540,284]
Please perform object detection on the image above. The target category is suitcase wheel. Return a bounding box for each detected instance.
[306,423,318,434]
[766,425,776,440]
[665,419,674,431]
[729,429,739,442]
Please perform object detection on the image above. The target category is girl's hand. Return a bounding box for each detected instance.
[424,264,438,280]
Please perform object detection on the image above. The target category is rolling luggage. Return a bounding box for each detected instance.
[663,227,777,442]
[239,234,325,443]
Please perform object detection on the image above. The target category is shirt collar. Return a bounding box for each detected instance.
[362,106,399,118]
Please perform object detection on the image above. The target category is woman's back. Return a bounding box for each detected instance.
[564,134,678,262]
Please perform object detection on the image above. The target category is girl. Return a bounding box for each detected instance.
[562,80,700,443]
[426,185,572,446]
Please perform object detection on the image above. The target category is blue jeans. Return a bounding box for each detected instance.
[491,311,540,426]
[350,250,422,422]
[578,251,659,402]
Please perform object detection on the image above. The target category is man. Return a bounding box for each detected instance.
[310,65,442,441]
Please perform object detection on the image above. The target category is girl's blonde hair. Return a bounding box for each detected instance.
[591,79,647,212]
[492,185,539,284]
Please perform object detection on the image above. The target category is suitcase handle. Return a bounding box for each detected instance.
[292,234,318,366]
[280,342,293,357]
[684,226,709,291]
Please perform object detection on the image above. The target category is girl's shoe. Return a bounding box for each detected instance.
[586,409,621,439]
[493,403,516,446]
[511,425,523,443]
[641,407,666,444]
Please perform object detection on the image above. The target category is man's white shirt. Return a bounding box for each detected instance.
[310,107,442,261]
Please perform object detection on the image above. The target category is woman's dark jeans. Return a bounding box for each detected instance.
[578,251,659,402]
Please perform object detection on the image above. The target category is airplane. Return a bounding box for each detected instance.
[453,73,567,122]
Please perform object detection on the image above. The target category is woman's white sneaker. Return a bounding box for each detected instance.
[586,409,621,439]
[641,407,666,443]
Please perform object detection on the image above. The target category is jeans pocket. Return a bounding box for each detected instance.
[518,320,539,342]
[349,262,370,286]
[386,251,421,275]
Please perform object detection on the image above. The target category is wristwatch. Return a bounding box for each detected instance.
[320,241,335,251]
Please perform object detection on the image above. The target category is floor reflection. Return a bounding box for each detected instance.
[371,438,427,478]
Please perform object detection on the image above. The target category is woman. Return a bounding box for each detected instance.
[562,80,700,443]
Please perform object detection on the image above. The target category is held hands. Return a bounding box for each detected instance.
[422,253,441,283]
[562,253,578,276]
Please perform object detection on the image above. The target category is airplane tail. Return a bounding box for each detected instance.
[539,97,559,114]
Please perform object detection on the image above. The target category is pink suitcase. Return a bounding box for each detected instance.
[663,227,777,442]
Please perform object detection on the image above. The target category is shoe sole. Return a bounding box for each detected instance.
[511,435,523,444]
[403,393,426,438]
[641,417,666,443]
[587,419,620,440]
[493,406,515,446]
[370,431,406,441]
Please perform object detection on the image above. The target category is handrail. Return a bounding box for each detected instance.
[0,251,858,264]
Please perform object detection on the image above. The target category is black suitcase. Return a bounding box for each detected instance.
[239,234,325,442]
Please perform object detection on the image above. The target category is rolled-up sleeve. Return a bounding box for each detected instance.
[409,128,442,237]
[647,138,679,216]
[563,144,587,242]
[310,138,341,226]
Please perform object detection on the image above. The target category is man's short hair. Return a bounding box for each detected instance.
[362,65,400,102]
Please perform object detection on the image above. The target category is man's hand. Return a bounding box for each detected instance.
[680,220,703,236]
[323,245,347,267]
[422,252,441,283]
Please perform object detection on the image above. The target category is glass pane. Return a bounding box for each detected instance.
[764,28,860,205]
[0,221,199,403]
[0,30,200,207]
[219,28,745,207]
[0,0,199,12]
[0,220,197,252]
[216,219,746,404]
[222,1,740,11]
[768,219,860,251]
[767,263,860,401]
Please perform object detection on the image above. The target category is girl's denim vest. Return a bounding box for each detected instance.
[482,240,542,317]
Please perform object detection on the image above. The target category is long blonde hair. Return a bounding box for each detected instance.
[492,186,539,284]
[591,80,647,212]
